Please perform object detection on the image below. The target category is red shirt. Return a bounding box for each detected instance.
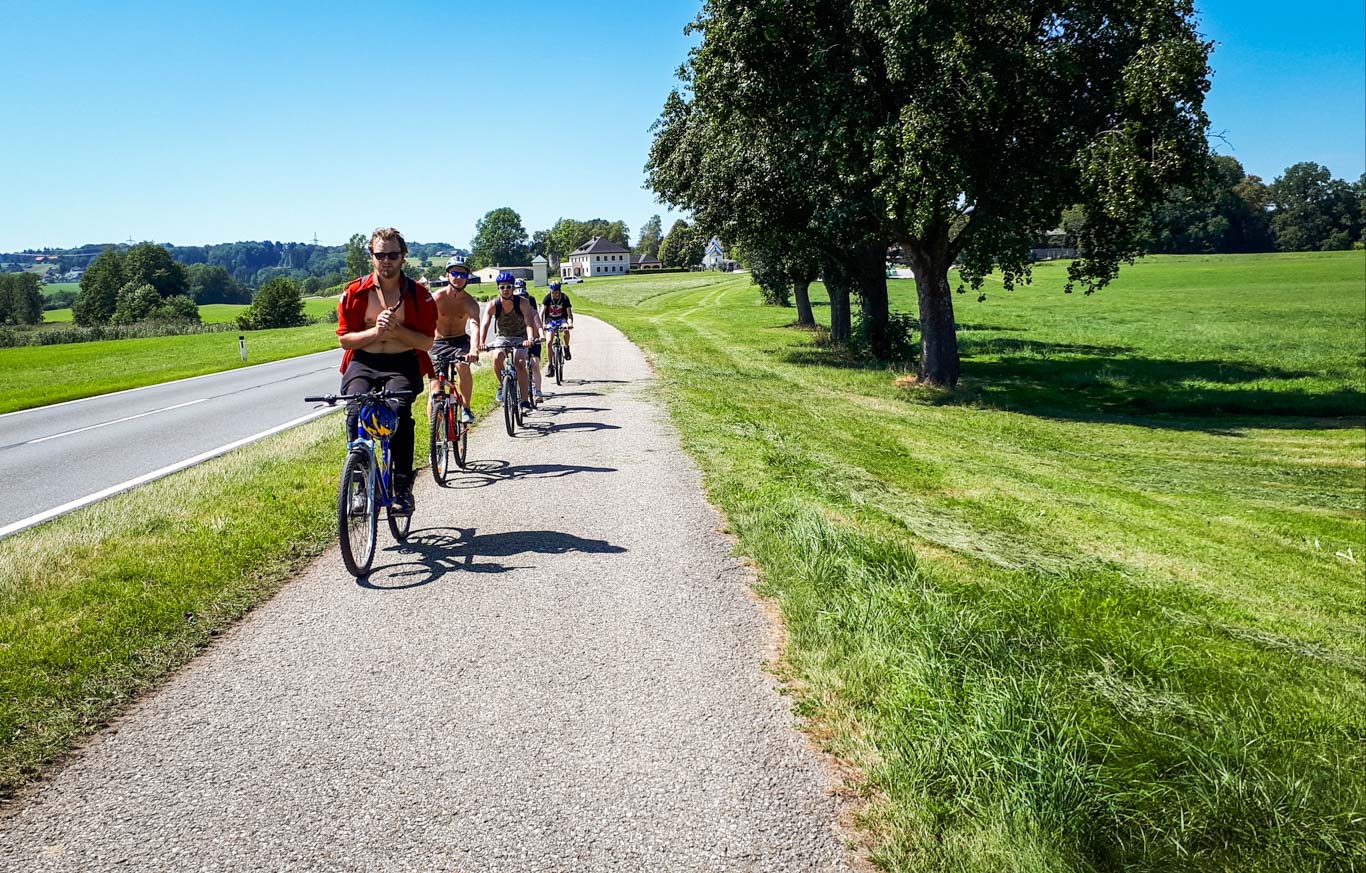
[336,273,438,378]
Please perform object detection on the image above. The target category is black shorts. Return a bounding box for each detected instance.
[528,340,543,359]
[432,336,470,375]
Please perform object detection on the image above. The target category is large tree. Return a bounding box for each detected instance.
[344,233,369,280]
[238,277,306,330]
[658,219,707,269]
[1269,162,1359,251]
[470,207,530,269]
[660,0,1212,386]
[635,215,663,259]
[0,273,44,325]
[123,242,189,299]
[74,246,126,326]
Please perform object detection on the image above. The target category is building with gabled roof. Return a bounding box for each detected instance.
[561,236,632,279]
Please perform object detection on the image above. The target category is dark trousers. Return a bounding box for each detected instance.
[341,349,422,490]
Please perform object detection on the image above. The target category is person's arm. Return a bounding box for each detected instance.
[479,300,493,349]
[525,298,542,342]
[338,293,390,350]
[464,304,480,361]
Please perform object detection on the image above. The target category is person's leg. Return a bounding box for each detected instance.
[384,357,423,508]
[457,362,473,412]
[515,348,530,402]
[494,349,508,399]
[341,358,382,444]
[563,326,572,359]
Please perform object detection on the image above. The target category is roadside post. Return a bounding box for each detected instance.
[239,335,247,362]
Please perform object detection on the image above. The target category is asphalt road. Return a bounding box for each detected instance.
[0,349,345,537]
[0,316,855,871]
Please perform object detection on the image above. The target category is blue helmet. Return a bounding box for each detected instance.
[548,280,561,290]
[495,271,515,286]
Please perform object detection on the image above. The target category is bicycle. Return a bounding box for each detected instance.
[429,351,472,485]
[546,322,568,386]
[486,341,528,436]
[303,388,414,577]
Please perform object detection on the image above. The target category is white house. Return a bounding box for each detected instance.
[702,237,738,271]
[630,253,663,271]
[561,236,632,278]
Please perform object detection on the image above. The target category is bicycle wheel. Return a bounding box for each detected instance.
[553,343,564,386]
[503,373,517,436]
[388,503,411,542]
[430,398,451,485]
[337,450,377,577]
[452,405,468,468]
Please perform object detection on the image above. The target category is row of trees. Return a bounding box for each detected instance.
[465,210,690,271]
[647,0,1217,386]
[1143,158,1364,255]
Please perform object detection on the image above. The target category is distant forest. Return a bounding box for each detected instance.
[1,240,458,290]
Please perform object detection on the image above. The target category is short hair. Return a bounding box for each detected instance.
[369,227,408,256]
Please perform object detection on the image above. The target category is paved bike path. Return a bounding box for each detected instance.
[0,316,854,871]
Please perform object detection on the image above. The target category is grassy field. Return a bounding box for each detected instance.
[41,281,80,299]
[0,325,339,413]
[40,295,338,324]
[567,252,1365,871]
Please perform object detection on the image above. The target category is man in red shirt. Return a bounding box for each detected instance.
[336,227,437,514]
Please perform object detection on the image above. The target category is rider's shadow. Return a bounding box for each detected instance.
[438,459,617,489]
[359,526,627,588]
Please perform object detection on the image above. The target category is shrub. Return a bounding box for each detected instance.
[238,277,306,330]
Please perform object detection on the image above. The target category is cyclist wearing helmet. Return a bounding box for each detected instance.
[429,255,480,424]
[542,281,574,374]
[514,279,546,401]
[479,271,540,411]
[336,227,437,515]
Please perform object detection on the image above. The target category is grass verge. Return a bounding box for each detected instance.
[571,252,1365,871]
[0,363,500,797]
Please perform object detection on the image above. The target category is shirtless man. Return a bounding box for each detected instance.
[335,227,437,514]
[479,271,540,411]
[429,255,481,423]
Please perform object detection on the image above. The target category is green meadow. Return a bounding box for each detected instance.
[569,252,1365,871]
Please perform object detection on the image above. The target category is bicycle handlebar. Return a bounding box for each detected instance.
[303,389,415,405]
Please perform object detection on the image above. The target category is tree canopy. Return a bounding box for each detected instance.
[635,215,663,259]
[650,0,1214,385]
[0,273,44,325]
[471,207,531,269]
[238,277,307,330]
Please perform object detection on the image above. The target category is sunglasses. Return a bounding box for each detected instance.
[371,251,403,261]
[448,270,469,278]
[497,284,514,291]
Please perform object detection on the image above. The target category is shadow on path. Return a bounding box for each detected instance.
[359,527,627,588]
[437,459,618,490]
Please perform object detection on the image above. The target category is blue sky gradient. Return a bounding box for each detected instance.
[7,0,1362,250]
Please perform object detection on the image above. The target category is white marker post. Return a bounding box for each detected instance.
[239,335,247,362]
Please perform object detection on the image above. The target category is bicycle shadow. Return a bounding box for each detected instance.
[359,526,628,587]
[436,458,618,489]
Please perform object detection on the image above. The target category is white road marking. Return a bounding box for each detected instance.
[0,406,341,540]
[27,398,208,444]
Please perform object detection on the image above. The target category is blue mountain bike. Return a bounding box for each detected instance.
[304,387,413,577]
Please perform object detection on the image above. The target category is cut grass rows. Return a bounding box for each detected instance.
[568,252,1365,871]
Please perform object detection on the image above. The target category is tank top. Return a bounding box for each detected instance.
[493,296,529,339]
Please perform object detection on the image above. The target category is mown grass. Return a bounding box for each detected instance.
[0,324,339,413]
[571,252,1365,871]
[0,368,500,797]
[40,296,338,325]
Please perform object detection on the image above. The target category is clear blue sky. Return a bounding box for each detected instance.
[6,0,1362,251]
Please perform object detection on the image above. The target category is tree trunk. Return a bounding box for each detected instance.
[792,279,815,326]
[854,242,890,359]
[908,250,960,386]
[824,278,851,342]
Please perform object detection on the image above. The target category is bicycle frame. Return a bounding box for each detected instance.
[350,420,394,510]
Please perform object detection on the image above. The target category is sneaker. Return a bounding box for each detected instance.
[461,407,475,424]
[563,348,572,360]
[520,399,532,411]
[391,491,414,516]
[546,365,556,377]
[533,388,544,401]
[496,387,504,402]
[349,490,368,515]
